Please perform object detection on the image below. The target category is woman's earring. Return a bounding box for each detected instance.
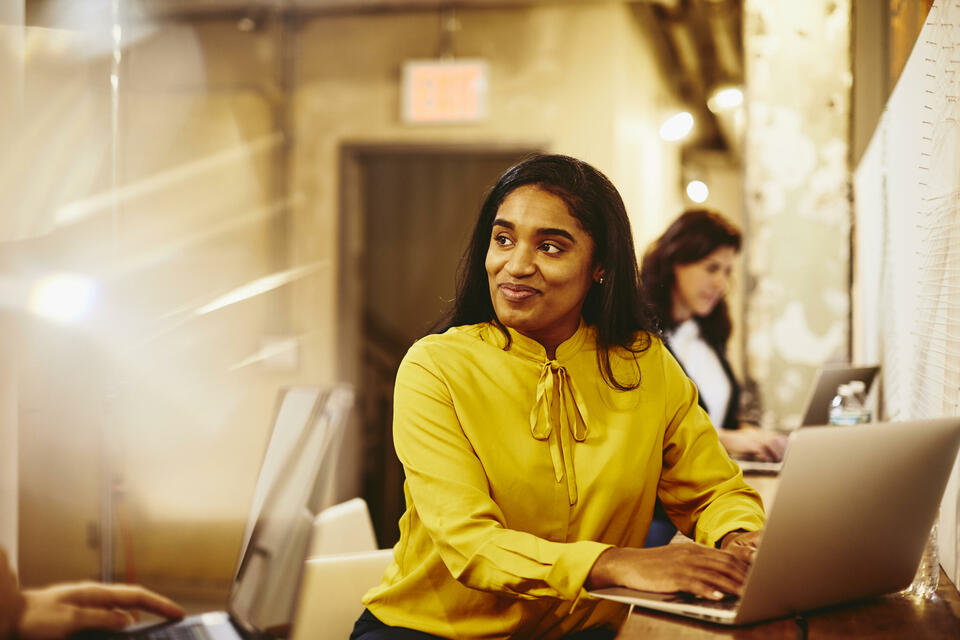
[598,275,605,285]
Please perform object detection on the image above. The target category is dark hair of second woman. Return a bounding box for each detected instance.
[438,154,659,391]
[640,209,742,351]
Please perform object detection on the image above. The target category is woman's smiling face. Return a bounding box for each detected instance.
[670,246,737,322]
[485,185,601,356]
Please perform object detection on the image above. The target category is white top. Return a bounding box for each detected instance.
[666,319,731,430]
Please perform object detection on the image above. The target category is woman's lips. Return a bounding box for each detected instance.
[499,283,539,302]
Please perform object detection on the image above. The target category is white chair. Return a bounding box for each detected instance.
[291,498,393,640]
[307,497,379,557]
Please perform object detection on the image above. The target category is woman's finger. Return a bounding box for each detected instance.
[682,575,742,599]
[60,584,184,620]
[665,548,750,595]
[760,443,779,461]
[67,606,132,633]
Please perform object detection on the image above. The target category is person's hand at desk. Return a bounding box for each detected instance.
[17,582,184,640]
[2,546,184,640]
[586,532,759,602]
[718,426,788,462]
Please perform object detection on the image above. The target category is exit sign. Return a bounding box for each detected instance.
[402,59,489,124]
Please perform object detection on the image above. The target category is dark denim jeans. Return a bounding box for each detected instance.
[349,609,617,640]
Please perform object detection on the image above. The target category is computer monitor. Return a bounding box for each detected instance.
[229,384,354,635]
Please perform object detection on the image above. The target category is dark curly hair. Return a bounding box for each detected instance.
[437,153,659,391]
[640,208,741,351]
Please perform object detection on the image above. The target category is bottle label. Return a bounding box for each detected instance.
[828,411,871,426]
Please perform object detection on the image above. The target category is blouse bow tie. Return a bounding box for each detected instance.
[530,361,589,505]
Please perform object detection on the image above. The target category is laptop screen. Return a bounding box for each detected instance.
[799,365,879,426]
[227,385,354,636]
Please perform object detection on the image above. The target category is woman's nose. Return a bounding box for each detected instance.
[715,272,730,293]
[505,246,536,276]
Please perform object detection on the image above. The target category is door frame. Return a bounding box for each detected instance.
[336,141,543,390]
[336,141,542,541]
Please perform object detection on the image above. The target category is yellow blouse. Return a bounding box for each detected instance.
[362,321,764,639]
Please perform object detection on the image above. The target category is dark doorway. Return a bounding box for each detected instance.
[342,146,537,546]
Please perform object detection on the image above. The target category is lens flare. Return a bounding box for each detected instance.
[29,273,98,323]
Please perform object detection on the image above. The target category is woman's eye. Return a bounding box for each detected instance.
[493,234,513,247]
[540,243,561,254]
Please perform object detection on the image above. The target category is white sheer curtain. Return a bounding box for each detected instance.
[853,0,960,587]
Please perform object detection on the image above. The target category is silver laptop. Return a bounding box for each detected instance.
[80,384,354,640]
[737,364,880,474]
[798,364,880,426]
[590,416,960,626]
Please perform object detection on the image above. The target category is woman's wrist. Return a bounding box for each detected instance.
[585,546,622,590]
[716,529,749,549]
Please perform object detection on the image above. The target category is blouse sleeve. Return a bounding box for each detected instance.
[655,345,766,547]
[392,345,611,603]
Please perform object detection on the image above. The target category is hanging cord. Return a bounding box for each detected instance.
[437,6,460,60]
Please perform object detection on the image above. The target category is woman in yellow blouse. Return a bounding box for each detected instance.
[354,155,765,640]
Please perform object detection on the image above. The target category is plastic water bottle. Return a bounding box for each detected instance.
[828,384,847,424]
[905,523,939,599]
[828,384,870,425]
[847,380,871,422]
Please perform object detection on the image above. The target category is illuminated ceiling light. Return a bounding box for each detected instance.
[707,87,743,113]
[659,111,694,142]
[686,180,709,203]
[29,273,98,324]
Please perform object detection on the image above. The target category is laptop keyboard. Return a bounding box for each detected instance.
[127,623,215,640]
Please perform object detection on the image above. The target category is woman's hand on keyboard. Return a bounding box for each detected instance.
[585,543,751,600]
[17,582,184,640]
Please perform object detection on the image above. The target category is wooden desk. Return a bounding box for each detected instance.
[615,570,960,639]
[615,472,960,638]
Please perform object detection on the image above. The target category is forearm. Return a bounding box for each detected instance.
[585,543,752,600]
[585,547,627,591]
[0,550,24,640]
[424,508,613,600]
[716,429,739,451]
[0,598,24,640]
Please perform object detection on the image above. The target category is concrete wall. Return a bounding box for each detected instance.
[742,0,852,428]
